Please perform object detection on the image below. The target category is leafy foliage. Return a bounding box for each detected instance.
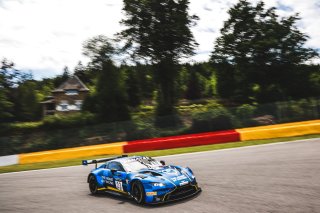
[15,81,42,121]
[119,0,198,62]
[96,60,130,122]
[211,0,319,103]
[0,59,34,122]
[42,112,96,128]
[120,0,198,121]
[82,36,131,122]
[189,102,235,133]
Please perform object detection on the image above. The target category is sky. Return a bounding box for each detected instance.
[0,0,319,80]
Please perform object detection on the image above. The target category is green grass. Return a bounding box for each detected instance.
[0,134,319,174]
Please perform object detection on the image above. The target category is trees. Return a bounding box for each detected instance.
[0,60,14,122]
[53,66,71,88]
[0,58,43,122]
[123,66,142,108]
[0,59,34,122]
[16,80,42,121]
[119,0,198,120]
[185,67,202,100]
[0,88,13,122]
[95,60,130,122]
[74,61,90,85]
[211,0,319,103]
[184,63,215,100]
[82,36,130,122]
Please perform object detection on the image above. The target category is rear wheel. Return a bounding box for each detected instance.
[131,181,145,204]
[88,175,98,194]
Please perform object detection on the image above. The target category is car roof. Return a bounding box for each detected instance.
[113,156,151,164]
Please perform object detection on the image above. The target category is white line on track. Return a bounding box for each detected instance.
[1,137,319,176]
[0,164,82,176]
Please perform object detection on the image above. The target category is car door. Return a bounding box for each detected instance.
[100,163,114,188]
[107,161,128,193]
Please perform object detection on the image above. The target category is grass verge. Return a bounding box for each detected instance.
[1,134,319,174]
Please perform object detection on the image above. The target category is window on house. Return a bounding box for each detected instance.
[65,89,78,96]
[75,100,83,110]
[60,100,68,111]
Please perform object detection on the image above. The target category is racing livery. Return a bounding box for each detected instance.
[82,155,201,204]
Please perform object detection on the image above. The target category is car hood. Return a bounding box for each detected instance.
[137,166,192,186]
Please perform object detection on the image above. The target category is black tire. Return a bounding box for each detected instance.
[88,175,98,195]
[131,181,145,204]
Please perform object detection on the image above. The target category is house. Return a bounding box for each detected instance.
[41,75,89,116]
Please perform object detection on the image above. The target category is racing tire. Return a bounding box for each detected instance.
[88,175,98,195]
[131,181,145,204]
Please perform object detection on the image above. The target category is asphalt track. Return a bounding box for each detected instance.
[1,138,320,213]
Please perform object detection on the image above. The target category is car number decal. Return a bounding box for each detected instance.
[115,180,123,191]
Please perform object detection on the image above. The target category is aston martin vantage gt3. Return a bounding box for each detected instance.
[82,155,201,204]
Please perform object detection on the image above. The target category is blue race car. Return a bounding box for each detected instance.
[82,155,201,204]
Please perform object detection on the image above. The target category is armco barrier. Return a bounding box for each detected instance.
[123,130,240,153]
[1,120,319,167]
[0,155,19,166]
[19,142,126,164]
[237,120,320,141]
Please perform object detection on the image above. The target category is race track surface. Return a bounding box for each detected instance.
[1,138,320,213]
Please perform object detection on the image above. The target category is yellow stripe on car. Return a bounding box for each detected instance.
[106,186,128,194]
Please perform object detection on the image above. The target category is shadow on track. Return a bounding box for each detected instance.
[88,190,202,208]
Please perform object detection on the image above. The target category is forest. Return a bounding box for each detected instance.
[0,0,319,155]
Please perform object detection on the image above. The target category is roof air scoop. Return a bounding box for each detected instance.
[140,171,162,176]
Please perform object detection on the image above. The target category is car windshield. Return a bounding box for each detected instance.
[122,157,162,172]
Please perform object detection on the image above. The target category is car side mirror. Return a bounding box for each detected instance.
[160,160,165,166]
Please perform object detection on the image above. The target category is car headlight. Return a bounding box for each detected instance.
[186,167,194,175]
[152,182,165,187]
[184,167,195,179]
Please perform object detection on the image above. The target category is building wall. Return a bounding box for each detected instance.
[53,91,88,114]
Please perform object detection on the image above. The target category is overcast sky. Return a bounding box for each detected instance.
[0,0,319,80]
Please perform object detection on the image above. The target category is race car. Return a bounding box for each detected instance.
[82,155,201,204]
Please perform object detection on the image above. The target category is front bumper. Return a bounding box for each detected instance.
[147,183,201,204]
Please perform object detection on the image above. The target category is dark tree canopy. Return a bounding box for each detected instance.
[51,66,71,88]
[95,60,130,122]
[119,0,198,63]
[0,87,14,121]
[0,59,43,122]
[211,0,319,103]
[82,36,130,122]
[120,0,198,123]
[83,35,116,68]
[15,80,41,121]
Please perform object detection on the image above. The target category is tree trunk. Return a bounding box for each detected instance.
[154,59,181,127]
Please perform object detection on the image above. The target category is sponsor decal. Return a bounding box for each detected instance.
[179,180,189,186]
[102,176,114,185]
[171,175,187,182]
[146,192,157,196]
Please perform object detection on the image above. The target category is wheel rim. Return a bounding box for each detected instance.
[89,177,97,193]
[132,183,142,203]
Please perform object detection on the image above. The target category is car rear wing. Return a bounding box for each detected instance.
[82,155,128,168]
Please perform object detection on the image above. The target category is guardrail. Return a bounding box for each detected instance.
[124,130,240,153]
[19,142,126,164]
[237,120,320,141]
[0,120,319,166]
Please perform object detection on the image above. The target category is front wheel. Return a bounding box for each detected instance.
[88,175,98,195]
[131,181,145,204]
